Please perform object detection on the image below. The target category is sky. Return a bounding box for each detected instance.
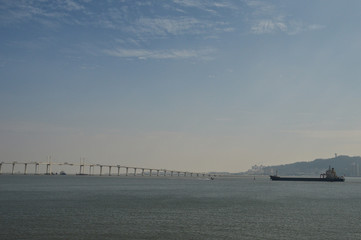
[1,0,361,172]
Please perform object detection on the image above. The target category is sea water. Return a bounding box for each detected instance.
[1,175,361,240]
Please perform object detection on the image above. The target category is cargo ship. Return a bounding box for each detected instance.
[270,166,345,182]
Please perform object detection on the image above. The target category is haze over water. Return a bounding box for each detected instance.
[1,175,360,240]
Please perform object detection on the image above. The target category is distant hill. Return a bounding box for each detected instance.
[246,155,361,177]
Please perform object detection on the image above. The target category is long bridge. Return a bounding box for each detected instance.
[0,161,215,178]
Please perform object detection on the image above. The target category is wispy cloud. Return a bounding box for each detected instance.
[251,18,287,34]
[103,47,215,60]
[1,0,324,36]
[133,17,203,36]
[245,0,289,35]
[61,0,85,11]
[128,17,234,39]
[0,0,86,26]
[0,0,325,63]
[251,18,325,35]
[173,0,238,11]
[246,0,325,35]
[0,0,235,38]
[246,0,276,16]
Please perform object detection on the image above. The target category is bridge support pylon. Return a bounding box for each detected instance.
[12,163,15,175]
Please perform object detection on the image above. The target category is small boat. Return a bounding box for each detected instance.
[270,166,345,182]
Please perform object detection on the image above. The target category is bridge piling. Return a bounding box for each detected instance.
[46,164,50,175]
[0,161,213,179]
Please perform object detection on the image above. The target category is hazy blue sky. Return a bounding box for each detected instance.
[1,0,361,172]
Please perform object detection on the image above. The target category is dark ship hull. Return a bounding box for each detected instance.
[270,175,345,182]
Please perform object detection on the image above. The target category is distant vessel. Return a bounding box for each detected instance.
[270,166,345,182]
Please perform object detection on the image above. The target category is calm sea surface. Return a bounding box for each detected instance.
[1,175,361,240]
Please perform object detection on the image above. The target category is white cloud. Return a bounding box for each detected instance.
[251,19,287,34]
[246,1,325,35]
[0,0,85,26]
[128,16,234,39]
[246,0,275,16]
[135,17,202,36]
[103,47,215,60]
[173,0,237,11]
[245,1,289,35]
[63,0,85,11]
[251,19,325,35]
